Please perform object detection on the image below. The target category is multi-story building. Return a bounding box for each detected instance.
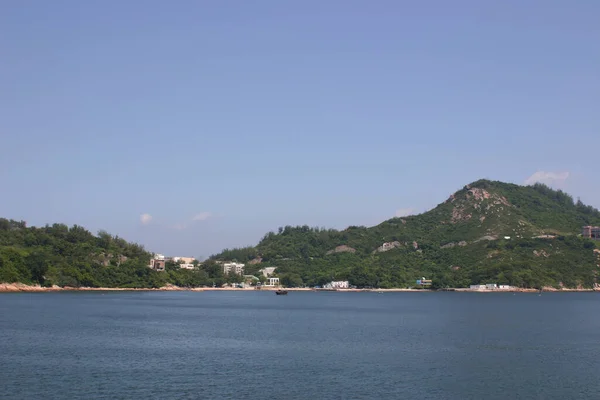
[324,281,349,289]
[416,277,432,287]
[149,254,166,271]
[223,262,245,275]
[583,226,600,240]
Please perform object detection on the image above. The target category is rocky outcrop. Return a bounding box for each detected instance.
[0,283,62,292]
[0,283,191,292]
[487,250,501,258]
[451,205,472,223]
[375,241,401,253]
[533,250,550,258]
[95,253,128,267]
[467,187,491,201]
[248,257,263,265]
[474,235,498,243]
[442,241,469,249]
[326,245,356,255]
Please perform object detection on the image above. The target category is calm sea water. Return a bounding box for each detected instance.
[1,291,599,399]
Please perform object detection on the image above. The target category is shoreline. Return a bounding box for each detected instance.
[0,283,597,293]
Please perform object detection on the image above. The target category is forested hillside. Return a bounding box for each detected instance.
[2,180,599,290]
[212,180,600,289]
[0,220,234,288]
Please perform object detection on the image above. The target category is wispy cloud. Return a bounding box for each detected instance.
[140,213,153,225]
[395,208,414,217]
[524,171,570,186]
[169,212,213,230]
[192,212,212,221]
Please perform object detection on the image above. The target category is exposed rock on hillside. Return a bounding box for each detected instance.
[326,245,356,255]
[375,241,401,253]
[533,250,550,258]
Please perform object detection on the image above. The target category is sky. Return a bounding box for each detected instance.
[1,1,599,258]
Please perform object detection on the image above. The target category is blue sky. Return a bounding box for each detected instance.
[2,1,599,258]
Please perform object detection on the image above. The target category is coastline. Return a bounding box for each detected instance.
[0,283,597,293]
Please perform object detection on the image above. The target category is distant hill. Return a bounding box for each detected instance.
[212,180,600,289]
[0,220,233,288]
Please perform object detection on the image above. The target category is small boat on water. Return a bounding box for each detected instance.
[275,290,288,295]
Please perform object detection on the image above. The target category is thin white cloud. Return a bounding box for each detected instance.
[169,212,213,230]
[192,212,212,221]
[140,213,153,225]
[524,171,570,186]
[395,208,414,217]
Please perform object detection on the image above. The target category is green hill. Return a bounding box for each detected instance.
[212,180,600,289]
[0,221,230,288]
[2,180,599,290]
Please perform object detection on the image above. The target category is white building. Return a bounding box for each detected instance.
[486,283,498,290]
[266,277,280,287]
[179,263,194,270]
[498,285,513,290]
[223,262,245,275]
[469,284,486,290]
[325,281,349,289]
[149,254,166,271]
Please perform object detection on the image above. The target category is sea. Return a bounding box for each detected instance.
[1,291,599,399]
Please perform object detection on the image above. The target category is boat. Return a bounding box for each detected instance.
[275,290,288,295]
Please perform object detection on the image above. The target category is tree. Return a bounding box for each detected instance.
[280,273,303,287]
[25,250,50,285]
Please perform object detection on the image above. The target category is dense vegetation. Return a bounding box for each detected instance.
[211,180,600,289]
[0,220,238,288]
[2,180,599,289]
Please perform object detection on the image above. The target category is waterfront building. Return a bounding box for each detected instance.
[223,262,245,275]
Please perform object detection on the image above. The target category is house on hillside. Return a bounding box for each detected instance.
[149,254,166,271]
[583,226,600,240]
